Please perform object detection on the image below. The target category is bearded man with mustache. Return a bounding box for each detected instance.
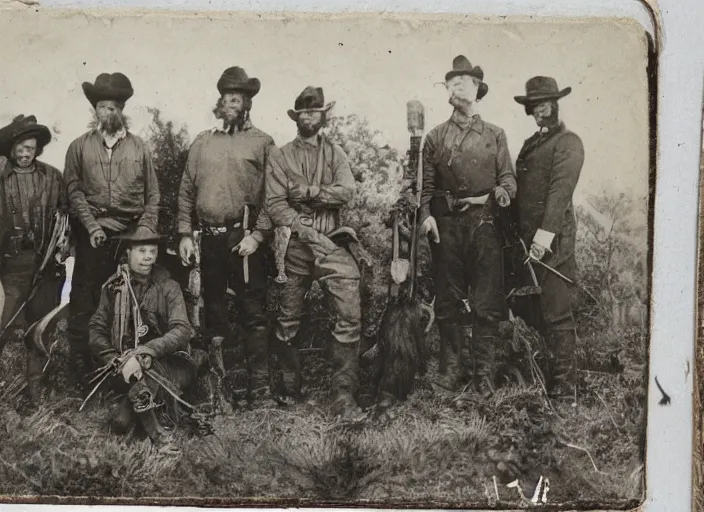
[64,72,161,394]
[177,66,277,409]
[265,86,365,419]
[512,76,585,402]
[419,56,517,395]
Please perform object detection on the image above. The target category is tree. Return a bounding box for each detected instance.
[144,107,191,244]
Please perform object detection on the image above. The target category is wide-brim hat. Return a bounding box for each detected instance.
[217,66,261,97]
[115,226,166,246]
[83,72,134,108]
[514,76,572,106]
[287,86,336,121]
[445,55,488,100]
[0,115,52,158]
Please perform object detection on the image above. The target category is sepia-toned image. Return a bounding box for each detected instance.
[0,9,652,509]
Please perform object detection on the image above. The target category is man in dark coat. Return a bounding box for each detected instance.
[265,86,364,418]
[512,76,585,399]
[177,66,276,406]
[420,56,517,393]
[64,72,161,393]
[0,115,68,401]
[88,226,197,453]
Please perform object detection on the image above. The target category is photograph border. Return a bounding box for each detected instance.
[0,0,700,511]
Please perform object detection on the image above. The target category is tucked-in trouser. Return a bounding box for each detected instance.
[67,221,125,384]
[1,249,64,400]
[274,238,361,399]
[200,229,269,390]
[429,206,508,389]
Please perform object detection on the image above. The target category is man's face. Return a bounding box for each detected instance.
[220,92,247,123]
[11,138,37,168]
[95,100,125,135]
[127,243,158,276]
[446,75,479,107]
[531,101,555,127]
[297,111,324,138]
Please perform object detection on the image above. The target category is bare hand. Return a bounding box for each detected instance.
[421,216,440,243]
[529,241,547,261]
[179,236,195,266]
[233,234,260,256]
[494,186,511,208]
[90,228,107,248]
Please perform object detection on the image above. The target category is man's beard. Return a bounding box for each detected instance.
[448,93,474,114]
[533,103,559,128]
[297,118,324,138]
[90,110,129,136]
[213,103,249,133]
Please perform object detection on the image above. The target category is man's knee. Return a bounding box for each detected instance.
[110,398,136,435]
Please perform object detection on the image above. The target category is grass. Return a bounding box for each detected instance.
[0,308,647,509]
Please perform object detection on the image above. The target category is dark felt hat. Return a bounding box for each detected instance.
[287,86,336,121]
[83,72,134,108]
[445,55,488,100]
[115,225,165,245]
[217,66,261,97]
[0,115,52,158]
[514,76,572,106]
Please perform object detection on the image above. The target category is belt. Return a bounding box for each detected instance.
[200,221,243,236]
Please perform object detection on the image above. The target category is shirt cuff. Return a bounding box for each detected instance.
[533,228,555,250]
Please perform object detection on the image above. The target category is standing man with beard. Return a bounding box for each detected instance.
[512,76,584,401]
[420,56,517,394]
[64,72,161,393]
[177,66,276,407]
[0,115,68,401]
[265,86,363,419]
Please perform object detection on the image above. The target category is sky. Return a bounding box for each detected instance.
[0,10,650,212]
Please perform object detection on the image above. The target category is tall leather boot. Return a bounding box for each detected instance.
[473,322,499,395]
[546,329,577,402]
[330,340,363,419]
[434,321,462,391]
[245,325,275,405]
[139,409,180,455]
[272,333,302,405]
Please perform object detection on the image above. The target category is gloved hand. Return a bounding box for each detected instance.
[421,216,440,243]
[529,241,548,261]
[131,345,157,370]
[121,355,143,383]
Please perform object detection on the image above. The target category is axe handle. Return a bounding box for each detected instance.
[243,206,250,284]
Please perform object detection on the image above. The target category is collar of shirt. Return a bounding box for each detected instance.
[211,117,253,135]
[100,128,127,149]
[450,110,483,134]
[294,133,322,148]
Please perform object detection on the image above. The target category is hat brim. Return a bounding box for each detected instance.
[82,82,135,107]
[218,78,261,98]
[0,125,52,158]
[514,87,572,105]
[287,101,336,121]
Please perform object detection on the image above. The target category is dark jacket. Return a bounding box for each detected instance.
[514,122,585,278]
[420,112,517,223]
[88,264,194,364]
[0,156,68,268]
[265,134,355,235]
[63,129,161,235]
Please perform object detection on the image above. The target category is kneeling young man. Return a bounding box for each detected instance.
[88,226,197,453]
